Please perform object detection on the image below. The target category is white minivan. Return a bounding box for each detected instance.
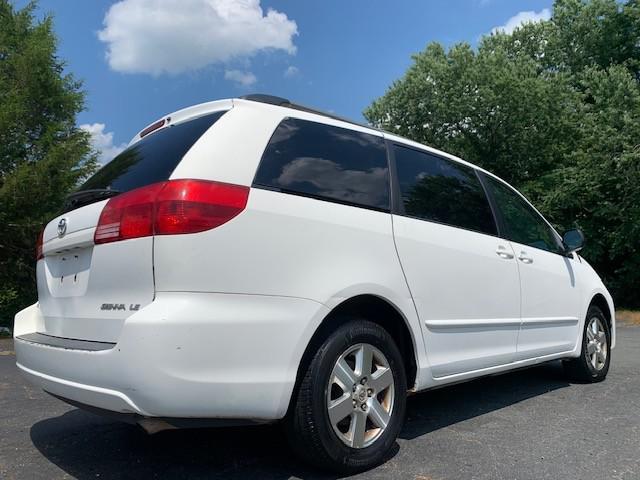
[14,94,615,472]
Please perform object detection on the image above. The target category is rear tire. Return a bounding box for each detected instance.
[563,305,611,383]
[285,319,407,473]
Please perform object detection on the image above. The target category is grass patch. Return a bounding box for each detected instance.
[617,310,640,326]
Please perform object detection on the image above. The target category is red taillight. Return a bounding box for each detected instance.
[155,179,249,235]
[94,183,164,243]
[94,180,249,245]
[36,228,44,260]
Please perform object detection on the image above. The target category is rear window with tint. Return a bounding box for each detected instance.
[254,118,389,210]
[393,144,497,236]
[79,110,227,193]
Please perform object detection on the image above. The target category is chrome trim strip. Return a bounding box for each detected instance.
[425,316,579,330]
[425,318,521,329]
[521,317,579,327]
[15,332,115,351]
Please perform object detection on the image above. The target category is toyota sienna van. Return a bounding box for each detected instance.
[14,94,615,472]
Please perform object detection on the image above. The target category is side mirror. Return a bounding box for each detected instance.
[563,228,585,253]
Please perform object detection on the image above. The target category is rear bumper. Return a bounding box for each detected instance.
[14,292,328,420]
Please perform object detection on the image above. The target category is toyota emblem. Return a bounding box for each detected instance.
[57,218,67,238]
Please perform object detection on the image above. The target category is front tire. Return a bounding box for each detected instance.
[563,305,611,382]
[285,319,407,473]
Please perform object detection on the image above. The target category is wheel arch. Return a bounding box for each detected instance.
[590,293,611,321]
[287,294,419,415]
[590,293,613,341]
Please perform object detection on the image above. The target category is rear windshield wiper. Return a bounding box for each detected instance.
[63,188,121,212]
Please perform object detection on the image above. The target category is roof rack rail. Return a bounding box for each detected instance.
[239,93,374,131]
[239,94,291,106]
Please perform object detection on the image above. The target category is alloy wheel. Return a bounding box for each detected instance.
[326,343,395,448]
[586,316,608,371]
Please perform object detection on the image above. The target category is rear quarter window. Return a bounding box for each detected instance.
[79,110,227,193]
[393,144,497,236]
[253,118,390,210]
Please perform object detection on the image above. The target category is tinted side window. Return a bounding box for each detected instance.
[80,111,227,194]
[393,145,497,235]
[485,175,563,253]
[254,118,389,210]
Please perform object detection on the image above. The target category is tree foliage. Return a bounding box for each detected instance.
[0,1,97,325]
[365,0,640,307]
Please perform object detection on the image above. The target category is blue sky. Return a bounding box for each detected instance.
[25,0,553,163]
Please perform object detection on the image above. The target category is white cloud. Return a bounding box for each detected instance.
[98,0,298,75]
[284,65,299,78]
[491,9,551,35]
[80,123,128,165]
[224,69,257,86]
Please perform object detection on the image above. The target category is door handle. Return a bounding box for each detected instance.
[495,246,514,260]
[518,252,533,264]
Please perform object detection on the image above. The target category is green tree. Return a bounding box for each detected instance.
[0,1,97,327]
[365,0,640,307]
[365,40,581,187]
[533,65,640,307]
[551,0,640,75]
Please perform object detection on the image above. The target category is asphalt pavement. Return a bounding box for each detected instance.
[1,325,638,479]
